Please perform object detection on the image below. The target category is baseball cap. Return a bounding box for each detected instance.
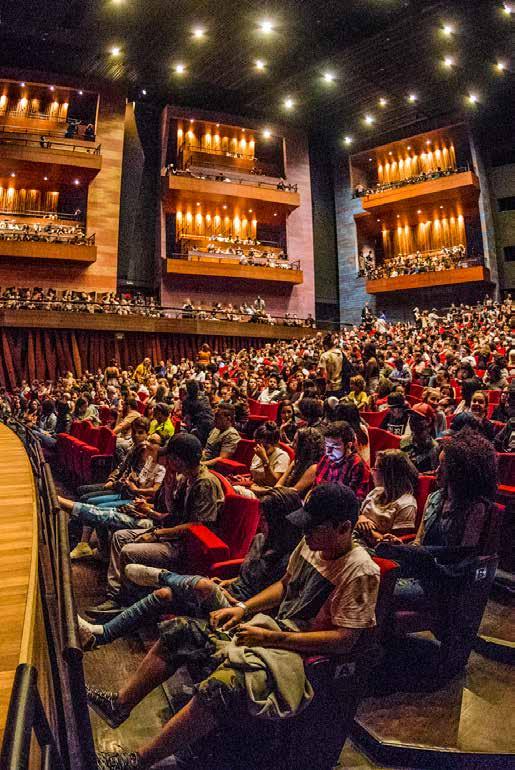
[387,393,408,410]
[158,432,202,464]
[286,483,359,532]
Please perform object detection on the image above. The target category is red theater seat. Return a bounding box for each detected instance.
[214,438,254,476]
[361,410,388,428]
[368,427,401,468]
[79,426,116,484]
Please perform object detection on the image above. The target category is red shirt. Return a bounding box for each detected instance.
[315,452,370,501]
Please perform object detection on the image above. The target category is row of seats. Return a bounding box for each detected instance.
[214,437,294,476]
[56,421,116,484]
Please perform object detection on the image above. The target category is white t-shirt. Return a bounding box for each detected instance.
[278,539,380,631]
[137,457,166,489]
[359,487,416,534]
[250,446,290,484]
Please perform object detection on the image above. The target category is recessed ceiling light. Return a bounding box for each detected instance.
[10,172,15,177]
[343,136,353,145]
[141,89,147,96]
[196,201,201,206]
[175,63,186,74]
[397,214,400,219]
[49,86,55,91]
[388,151,393,156]
[407,145,412,150]
[426,140,431,145]
[20,82,25,87]
[273,212,278,217]
[468,92,479,103]
[502,3,512,15]
[223,205,227,210]
[110,46,121,56]
[248,209,253,213]
[440,205,444,209]
[189,119,194,124]
[43,176,48,181]
[255,59,266,71]
[263,129,272,138]
[417,209,422,214]
[496,61,506,71]
[283,97,295,110]
[74,179,80,185]
[78,90,83,95]
[377,219,381,222]
[364,114,375,125]
[323,72,335,83]
[408,93,417,102]
[442,24,454,36]
[379,97,388,107]
[192,27,205,39]
[443,56,455,67]
[259,20,274,33]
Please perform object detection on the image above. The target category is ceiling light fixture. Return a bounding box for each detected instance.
[468,92,479,103]
[417,209,422,214]
[443,55,455,67]
[74,179,80,185]
[193,27,205,39]
[141,89,147,95]
[343,135,353,145]
[408,93,417,102]
[407,145,411,150]
[49,86,55,91]
[323,72,335,82]
[502,3,512,15]
[10,172,15,177]
[110,46,121,56]
[283,97,295,110]
[364,114,375,125]
[255,59,266,71]
[175,63,186,74]
[442,24,454,35]
[43,176,48,181]
[78,90,83,95]
[20,82,25,87]
[379,97,388,107]
[496,60,506,71]
[259,20,274,33]
[263,129,272,138]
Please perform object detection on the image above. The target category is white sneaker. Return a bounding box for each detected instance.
[125,564,163,587]
[78,615,100,651]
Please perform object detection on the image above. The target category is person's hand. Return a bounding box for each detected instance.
[381,533,403,544]
[254,443,268,463]
[234,624,279,648]
[134,531,157,543]
[104,480,114,490]
[210,605,245,631]
[126,479,138,491]
[355,518,374,535]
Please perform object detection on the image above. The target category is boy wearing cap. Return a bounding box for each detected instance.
[379,393,411,437]
[89,483,380,770]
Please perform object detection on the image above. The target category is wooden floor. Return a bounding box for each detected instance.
[0,423,38,744]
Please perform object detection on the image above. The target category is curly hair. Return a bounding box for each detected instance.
[442,427,497,504]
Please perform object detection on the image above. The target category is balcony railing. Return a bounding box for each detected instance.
[178,143,280,178]
[0,126,101,154]
[0,223,95,246]
[353,163,471,198]
[170,250,301,271]
[166,165,297,192]
[0,207,83,222]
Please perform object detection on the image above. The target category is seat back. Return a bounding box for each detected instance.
[415,475,437,527]
[361,410,387,428]
[96,426,116,455]
[232,438,256,469]
[69,420,83,439]
[80,424,97,448]
[248,397,264,416]
[259,402,279,420]
[409,383,425,400]
[486,389,502,406]
[211,469,237,498]
[368,427,401,468]
[216,493,261,560]
[279,441,295,462]
[497,453,515,486]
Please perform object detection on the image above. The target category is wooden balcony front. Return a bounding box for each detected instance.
[0,240,97,263]
[361,171,480,210]
[0,130,102,179]
[167,255,303,284]
[163,174,300,212]
[366,265,491,294]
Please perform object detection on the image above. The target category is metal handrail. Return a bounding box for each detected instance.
[167,166,297,192]
[0,208,83,222]
[0,226,95,246]
[353,163,471,198]
[181,141,257,162]
[0,130,101,155]
[170,251,301,271]
[1,109,67,123]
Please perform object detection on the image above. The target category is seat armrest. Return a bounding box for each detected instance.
[214,459,248,475]
[183,524,230,573]
[208,558,244,579]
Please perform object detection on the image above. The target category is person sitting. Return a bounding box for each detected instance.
[347,375,369,411]
[84,123,96,141]
[257,373,284,404]
[78,488,303,650]
[59,434,166,548]
[233,421,290,498]
[87,483,380,770]
[379,393,411,437]
[85,433,224,620]
[468,390,497,442]
[202,404,241,468]
[389,358,412,388]
[333,402,370,465]
[134,357,152,384]
[74,394,100,425]
[400,406,439,473]
[114,398,143,460]
[354,449,418,549]
[277,400,298,445]
[491,387,510,423]
[378,428,498,612]
[182,379,215,447]
[275,426,324,498]
[315,421,370,501]
[33,398,57,449]
[148,402,175,442]
[493,384,515,452]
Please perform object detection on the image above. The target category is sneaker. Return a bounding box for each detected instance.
[86,687,131,728]
[85,598,122,619]
[77,616,99,651]
[96,751,141,769]
[70,542,94,560]
[125,564,163,588]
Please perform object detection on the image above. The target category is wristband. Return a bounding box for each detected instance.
[235,601,248,617]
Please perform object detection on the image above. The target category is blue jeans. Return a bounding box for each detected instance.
[72,502,153,531]
[95,570,230,645]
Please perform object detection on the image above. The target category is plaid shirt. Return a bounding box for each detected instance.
[315,452,370,501]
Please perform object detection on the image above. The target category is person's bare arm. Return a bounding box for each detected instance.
[210,575,289,630]
[234,625,362,655]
